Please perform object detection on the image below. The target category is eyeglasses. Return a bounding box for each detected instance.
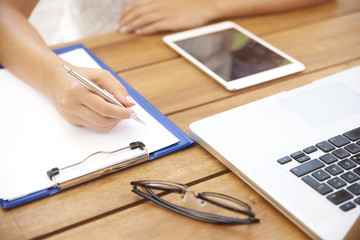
[131,180,260,224]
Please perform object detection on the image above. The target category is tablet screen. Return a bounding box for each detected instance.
[174,28,292,82]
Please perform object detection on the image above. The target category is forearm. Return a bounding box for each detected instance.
[0,0,65,98]
[211,0,334,20]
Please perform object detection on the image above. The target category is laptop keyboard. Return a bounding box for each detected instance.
[278,126,360,212]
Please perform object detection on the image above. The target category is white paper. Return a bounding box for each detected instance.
[0,48,179,200]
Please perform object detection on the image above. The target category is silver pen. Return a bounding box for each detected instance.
[61,64,146,125]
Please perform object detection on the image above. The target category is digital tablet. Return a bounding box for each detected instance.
[163,21,305,91]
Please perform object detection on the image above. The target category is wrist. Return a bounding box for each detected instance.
[200,0,221,23]
[41,53,68,102]
[211,0,253,20]
[210,0,230,20]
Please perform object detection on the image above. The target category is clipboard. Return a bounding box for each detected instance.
[0,44,194,209]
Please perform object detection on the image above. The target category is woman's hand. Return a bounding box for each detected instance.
[117,0,216,35]
[49,66,135,132]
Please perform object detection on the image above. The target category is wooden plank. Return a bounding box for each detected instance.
[0,209,24,240]
[47,174,310,240]
[120,12,360,116]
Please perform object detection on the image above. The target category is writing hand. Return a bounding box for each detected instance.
[49,66,135,132]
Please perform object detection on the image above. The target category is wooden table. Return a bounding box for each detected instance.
[1,0,360,239]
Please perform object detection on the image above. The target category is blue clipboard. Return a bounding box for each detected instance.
[0,44,194,209]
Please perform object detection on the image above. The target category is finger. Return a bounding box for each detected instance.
[81,92,134,120]
[61,98,122,126]
[118,2,143,30]
[118,1,137,22]
[118,2,156,33]
[124,12,165,34]
[96,70,134,107]
[118,0,152,22]
[81,68,134,108]
[64,112,120,133]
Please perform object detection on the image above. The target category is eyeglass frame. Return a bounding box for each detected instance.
[130,180,260,224]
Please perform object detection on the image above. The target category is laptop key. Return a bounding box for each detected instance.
[340,201,356,212]
[332,148,350,159]
[316,141,335,152]
[325,164,344,175]
[338,159,356,170]
[290,159,325,177]
[340,172,360,183]
[277,156,292,164]
[354,197,360,205]
[319,153,338,164]
[327,177,346,189]
[328,135,350,147]
[312,169,331,181]
[302,175,333,195]
[354,167,360,176]
[327,189,353,205]
[350,153,360,164]
[347,183,360,195]
[303,146,317,154]
[296,155,310,163]
[290,151,305,160]
[343,127,360,141]
[345,143,360,154]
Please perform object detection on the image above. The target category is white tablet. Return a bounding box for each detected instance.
[163,21,305,91]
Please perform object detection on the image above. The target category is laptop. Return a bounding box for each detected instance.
[189,66,360,240]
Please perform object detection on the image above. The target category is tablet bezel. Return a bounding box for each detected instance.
[163,21,305,91]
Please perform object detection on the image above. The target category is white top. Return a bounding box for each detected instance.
[29,0,130,45]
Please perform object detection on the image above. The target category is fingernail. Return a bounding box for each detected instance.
[130,112,137,119]
[134,29,141,35]
[126,95,136,104]
[120,26,127,33]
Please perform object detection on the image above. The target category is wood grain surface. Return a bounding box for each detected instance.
[1,0,359,239]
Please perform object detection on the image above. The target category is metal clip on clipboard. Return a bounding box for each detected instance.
[47,141,149,190]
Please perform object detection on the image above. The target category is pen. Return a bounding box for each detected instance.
[61,64,146,125]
